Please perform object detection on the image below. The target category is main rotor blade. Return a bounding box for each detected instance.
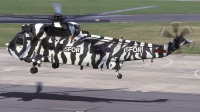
[96,5,157,15]
[0,5,157,21]
[0,19,51,23]
[65,19,110,23]
[0,14,49,19]
[53,2,62,14]
[0,18,110,23]
[68,5,157,19]
[180,25,193,36]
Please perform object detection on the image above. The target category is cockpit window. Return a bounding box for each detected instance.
[16,34,25,45]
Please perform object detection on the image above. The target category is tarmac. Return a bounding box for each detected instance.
[0,49,200,112]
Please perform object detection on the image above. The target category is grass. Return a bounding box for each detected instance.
[0,0,200,14]
[1,22,200,54]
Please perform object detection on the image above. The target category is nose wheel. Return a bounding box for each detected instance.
[30,67,38,74]
[116,70,122,79]
[117,73,122,79]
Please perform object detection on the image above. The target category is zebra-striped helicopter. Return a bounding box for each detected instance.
[2,3,193,79]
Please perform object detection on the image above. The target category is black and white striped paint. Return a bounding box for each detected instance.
[7,22,192,73]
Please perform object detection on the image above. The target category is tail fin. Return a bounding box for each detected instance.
[163,36,192,56]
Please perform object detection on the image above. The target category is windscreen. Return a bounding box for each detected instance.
[16,34,24,45]
[15,34,25,53]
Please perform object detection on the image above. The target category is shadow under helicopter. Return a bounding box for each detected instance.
[0,82,168,103]
[0,92,168,103]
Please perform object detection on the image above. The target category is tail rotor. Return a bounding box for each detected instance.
[160,22,195,54]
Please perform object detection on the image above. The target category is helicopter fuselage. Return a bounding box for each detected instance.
[7,22,190,78]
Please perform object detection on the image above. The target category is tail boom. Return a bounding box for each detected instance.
[154,36,192,58]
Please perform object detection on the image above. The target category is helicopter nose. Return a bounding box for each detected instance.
[7,40,19,58]
[7,41,13,50]
[6,43,11,55]
[7,42,13,56]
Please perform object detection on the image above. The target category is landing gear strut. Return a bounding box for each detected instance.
[115,62,123,79]
[30,62,38,74]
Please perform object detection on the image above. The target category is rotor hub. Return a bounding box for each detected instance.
[49,13,66,22]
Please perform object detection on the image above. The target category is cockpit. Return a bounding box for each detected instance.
[7,32,27,58]
[7,22,87,59]
[16,34,24,46]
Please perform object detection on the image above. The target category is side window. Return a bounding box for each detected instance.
[74,24,81,37]
[94,46,104,54]
[48,43,54,50]
[16,34,24,45]
[57,44,63,51]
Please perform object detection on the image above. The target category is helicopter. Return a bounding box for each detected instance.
[2,3,193,79]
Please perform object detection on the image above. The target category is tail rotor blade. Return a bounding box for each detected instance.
[160,27,173,38]
[180,25,193,36]
[171,22,179,35]
[186,41,195,49]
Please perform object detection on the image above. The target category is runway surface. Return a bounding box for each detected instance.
[1,49,200,112]
[1,14,200,23]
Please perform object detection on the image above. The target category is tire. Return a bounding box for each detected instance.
[30,67,38,74]
[117,73,122,79]
[34,67,38,73]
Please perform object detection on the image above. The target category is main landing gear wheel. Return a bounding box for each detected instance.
[52,63,59,69]
[117,73,122,79]
[30,67,38,74]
